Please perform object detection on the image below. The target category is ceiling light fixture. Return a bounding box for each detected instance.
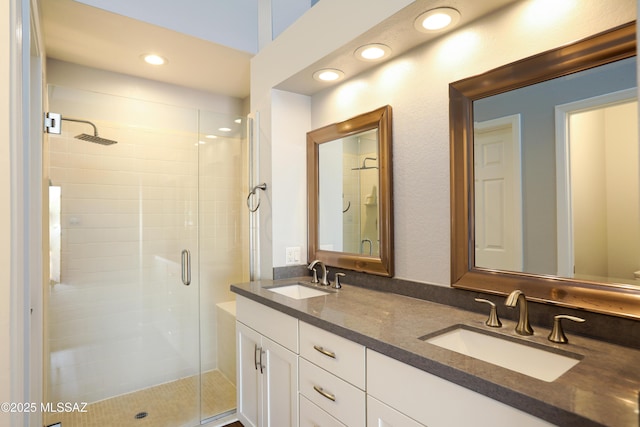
[312,68,345,82]
[142,53,167,65]
[414,7,461,33]
[354,44,392,62]
[218,127,232,132]
[205,134,217,139]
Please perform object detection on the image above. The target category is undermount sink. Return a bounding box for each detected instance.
[421,325,582,382]
[265,283,331,300]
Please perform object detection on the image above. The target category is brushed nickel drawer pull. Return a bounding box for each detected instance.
[313,385,336,402]
[313,345,336,359]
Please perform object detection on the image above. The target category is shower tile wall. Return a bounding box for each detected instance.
[342,152,361,254]
[48,121,200,404]
[198,132,247,375]
[47,87,247,406]
[342,151,378,255]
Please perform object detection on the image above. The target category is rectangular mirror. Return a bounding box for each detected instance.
[473,57,637,284]
[308,105,393,276]
[450,22,639,319]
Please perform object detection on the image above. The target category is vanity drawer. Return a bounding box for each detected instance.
[299,321,365,388]
[367,350,554,427]
[300,395,346,427]
[299,358,365,427]
[236,296,298,353]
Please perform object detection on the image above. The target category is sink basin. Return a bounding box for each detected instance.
[265,283,330,300]
[421,325,582,382]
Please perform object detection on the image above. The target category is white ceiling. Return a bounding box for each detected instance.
[277,0,517,95]
[41,0,253,99]
[41,0,517,100]
[73,0,260,54]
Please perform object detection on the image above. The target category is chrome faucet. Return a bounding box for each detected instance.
[308,260,330,286]
[505,290,534,335]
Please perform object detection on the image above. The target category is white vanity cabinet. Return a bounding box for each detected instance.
[235,294,556,427]
[298,322,366,427]
[236,296,299,427]
[367,350,555,427]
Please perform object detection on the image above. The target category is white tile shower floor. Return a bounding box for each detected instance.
[44,370,236,427]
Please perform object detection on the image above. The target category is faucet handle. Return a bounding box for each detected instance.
[334,273,345,289]
[548,315,585,344]
[310,267,319,283]
[475,298,502,328]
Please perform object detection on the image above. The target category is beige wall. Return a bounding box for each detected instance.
[572,102,639,282]
[605,102,640,279]
[571,110,609,277]
[251,0,412,275]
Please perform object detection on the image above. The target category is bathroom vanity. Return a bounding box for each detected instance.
[232,279,640,427]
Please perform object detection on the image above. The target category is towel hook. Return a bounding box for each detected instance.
[247,183,267,212]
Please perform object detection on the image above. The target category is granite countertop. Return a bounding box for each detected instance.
[231,277,640,427]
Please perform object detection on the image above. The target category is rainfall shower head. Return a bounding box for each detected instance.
[74,133,118,146]
[45,113,118,145]
[62,117,118,145]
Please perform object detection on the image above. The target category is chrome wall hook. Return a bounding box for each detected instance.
[247,183,267,212]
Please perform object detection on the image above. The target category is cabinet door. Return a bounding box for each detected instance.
[237,322,261,427]
[262,335,298,427]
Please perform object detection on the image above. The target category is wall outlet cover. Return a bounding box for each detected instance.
[286,247,301,265]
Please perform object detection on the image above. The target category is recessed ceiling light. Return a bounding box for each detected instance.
[313,68,345,82]
[414,8,461,33]
[218,127,232,132]
[354,44,391,62]
[142,53,167,65]
[205,134,217,139]
[234,118,242,124]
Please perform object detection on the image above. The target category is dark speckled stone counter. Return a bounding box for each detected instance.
[231,278,640,427]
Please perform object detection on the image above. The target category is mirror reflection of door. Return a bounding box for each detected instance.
[474,115,523,271]
[557,91,639,284]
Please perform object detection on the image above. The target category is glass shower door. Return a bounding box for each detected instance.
[46,86,202,426]
[198,110,249,423]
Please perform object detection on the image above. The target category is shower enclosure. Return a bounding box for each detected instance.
[45,85,248,426]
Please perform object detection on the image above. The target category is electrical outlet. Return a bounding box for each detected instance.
[285,247,301,265]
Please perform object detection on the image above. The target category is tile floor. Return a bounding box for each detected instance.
[44,370,236,427]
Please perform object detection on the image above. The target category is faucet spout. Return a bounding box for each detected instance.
[308,260,330,286]
[505,290,534,335]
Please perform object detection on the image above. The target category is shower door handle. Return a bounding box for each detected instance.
[181,249,191,286]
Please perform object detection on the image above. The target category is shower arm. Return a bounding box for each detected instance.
[362,157,376,168]
[352,157,378,171]
[61,117,99,136]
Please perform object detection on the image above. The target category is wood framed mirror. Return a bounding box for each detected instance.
[450,22,639,319]
[308,105,393,276]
